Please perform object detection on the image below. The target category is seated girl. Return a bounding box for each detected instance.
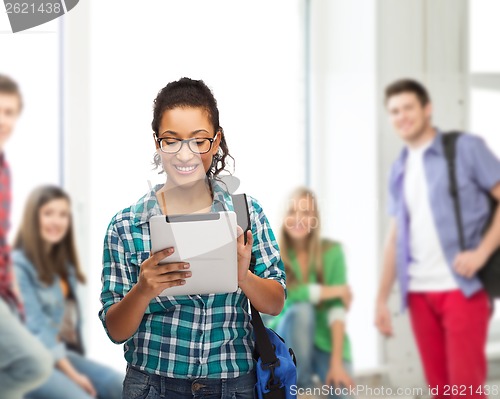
[13,185,124,399]
[269,187,354,398]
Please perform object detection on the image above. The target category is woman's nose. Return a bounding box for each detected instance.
[176,143,195,162]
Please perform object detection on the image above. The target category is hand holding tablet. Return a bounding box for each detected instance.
[135,247,192,300]
[149,211,238,296]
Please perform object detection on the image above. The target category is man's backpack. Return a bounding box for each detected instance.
[231,193,298,399]
[442,132,500,298]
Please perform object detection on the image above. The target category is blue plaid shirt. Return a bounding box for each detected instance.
[99,179,286,378]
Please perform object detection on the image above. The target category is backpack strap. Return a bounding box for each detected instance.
[442,132,466,250]
[230,194,283,395]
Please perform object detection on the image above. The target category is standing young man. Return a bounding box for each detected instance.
[0,74,52,399]
[375,78,500,398]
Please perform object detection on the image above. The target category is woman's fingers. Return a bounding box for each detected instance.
[236,225,244,240]
[246,230,253,247]
[237,228,253,248]
[151,247,174,264]
[143,247,175,271]
[158,271,192,282]
[344,375,355,388]
[156,262,190,275]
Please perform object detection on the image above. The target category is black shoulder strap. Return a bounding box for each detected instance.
[442,132,466,250]
[230,194,279,367]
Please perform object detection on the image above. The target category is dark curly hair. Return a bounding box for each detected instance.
[151,77,233,180]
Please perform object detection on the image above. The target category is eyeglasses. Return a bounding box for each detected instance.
[155,132,218,154]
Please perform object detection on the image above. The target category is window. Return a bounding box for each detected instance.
[469,0,500,73]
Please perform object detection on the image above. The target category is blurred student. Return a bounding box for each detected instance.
[0,75,52,399]
[375,79,500,398]
[13,185,123,399]
[269,187,354,397]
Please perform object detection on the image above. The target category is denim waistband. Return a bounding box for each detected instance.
[127,365,256,396]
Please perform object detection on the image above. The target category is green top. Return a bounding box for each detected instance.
[267,240,352,362]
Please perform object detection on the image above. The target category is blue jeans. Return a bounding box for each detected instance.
[275,303,352,399]
[0,299,52,399]
[26,350,124,399]
[122,365,256,399]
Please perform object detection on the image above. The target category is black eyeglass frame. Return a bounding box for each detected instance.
[154,131,219,155]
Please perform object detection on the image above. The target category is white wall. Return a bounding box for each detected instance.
[469,0,500,73]
[64,0,306,371]
[0,15,61,241]
[309,0,379,372]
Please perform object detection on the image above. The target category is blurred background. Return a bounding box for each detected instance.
[1,0,500,394]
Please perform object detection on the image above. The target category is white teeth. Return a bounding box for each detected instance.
[175,165,197,172]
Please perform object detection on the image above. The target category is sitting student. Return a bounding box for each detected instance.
[269,187,354,398]
[13,185,124,399]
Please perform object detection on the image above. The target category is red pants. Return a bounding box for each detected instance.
[408,289,491,399]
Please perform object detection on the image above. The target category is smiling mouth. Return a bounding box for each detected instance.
[174,164,199,173]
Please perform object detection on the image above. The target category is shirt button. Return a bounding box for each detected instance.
[199,330,203,335]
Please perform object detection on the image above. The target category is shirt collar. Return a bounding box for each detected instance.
[426,127,444,155]
[392,127,443,178]
[132,178,232,227]
[211,178,232,211]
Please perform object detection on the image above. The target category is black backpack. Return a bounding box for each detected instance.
[442,132,500,298]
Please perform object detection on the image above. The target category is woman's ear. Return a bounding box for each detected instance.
[212,130,222,154]
[153,132,159,149]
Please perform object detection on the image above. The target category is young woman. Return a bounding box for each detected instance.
[99,78,286,399]
[12,185,124,399]
[270,187,354,398]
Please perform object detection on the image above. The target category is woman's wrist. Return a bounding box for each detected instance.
[238,270,253,290]
[68,370,83,382]
[132,281,156,304]
[330,356,343,369]
[57,358,79,380]
[321,285,338,300]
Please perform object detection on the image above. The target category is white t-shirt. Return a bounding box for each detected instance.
[404,142,458,292]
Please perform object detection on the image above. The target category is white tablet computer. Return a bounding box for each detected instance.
[149,211,238,296]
